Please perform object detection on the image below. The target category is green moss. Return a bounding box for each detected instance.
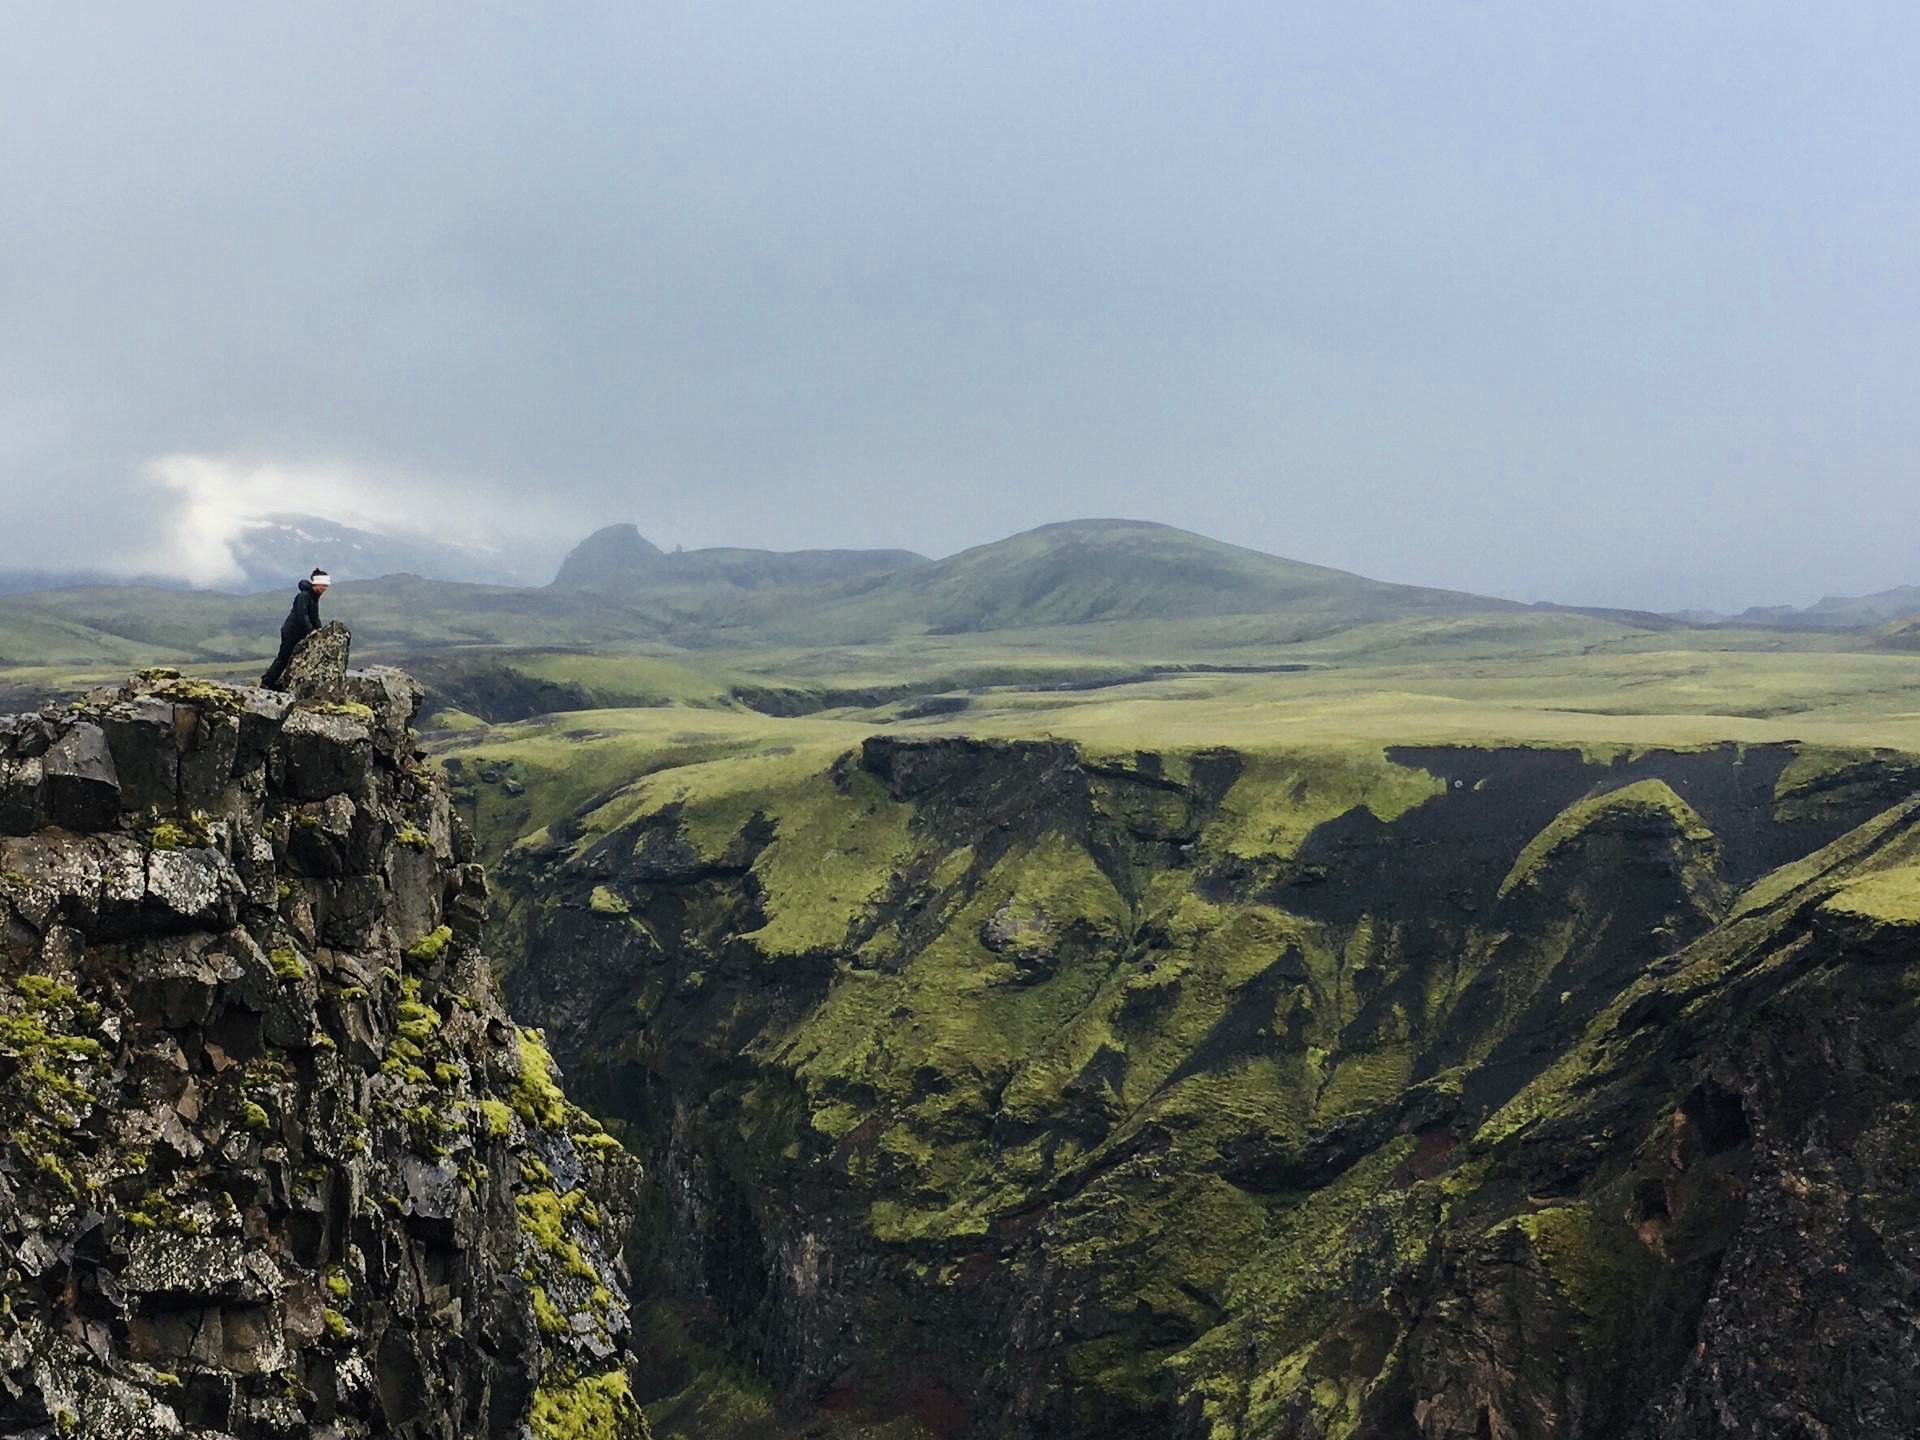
[150,677,246,714]
[268,945,309,983]
[149,813,212,851]
[121,1191,195,1233]
[323,1307,351,1341]
[405,925,455,965]
[380,1057,433,1086]
[633,1302,781,1437]
[530,1284,570,1335]
[325,1266,351,1300]
[1516,1204,1642,1347]
[1501,779,1716,898]
[1208,748,1444,861]
[314,700,377,721]
[396,824,434,851]
[2,975,108,1145]
[517,1188,599,1281]
[35,1151,80,1195]
[479,1097,515,1140]
[1821,863,1920,926]
[588,884,630,916]
[242,1101,271,1131]
[739,761,916,957]
[511,1030,571,1132]
[530,1369,642,1440]
[403,1101,459,1156]
[810,1100,866,1141]
[562,1189,603,1230]
[395,987,442,1044]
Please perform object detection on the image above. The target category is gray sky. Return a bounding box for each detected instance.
[3,2,1916,610]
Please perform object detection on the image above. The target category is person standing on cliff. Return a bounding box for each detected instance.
[260,569,331,690]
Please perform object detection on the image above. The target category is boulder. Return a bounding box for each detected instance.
[130,937,224,1029]
[281,708,373,802]
[42,721,121,829]
[99,698,181,814]
[175,706,242,801]
[344,666,425,757]
[146,846,238,931]
[318,873,386,948]
[0,755,44,834]
[285,794,358,877]
[286,621,352,701]
[2,831,106,929]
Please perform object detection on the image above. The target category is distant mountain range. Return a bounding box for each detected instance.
[549,522,927,592]
[1690,585,1920,632]
[1,516,1917,680]
[0,518,1531,671]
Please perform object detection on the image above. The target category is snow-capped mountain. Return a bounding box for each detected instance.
[224,514,557,592]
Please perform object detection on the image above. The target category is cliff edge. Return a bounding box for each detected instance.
[0,648,648,1438]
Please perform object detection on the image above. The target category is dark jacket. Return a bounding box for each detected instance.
[281,580,322,641]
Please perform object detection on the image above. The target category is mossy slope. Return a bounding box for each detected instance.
[485,728,1920,1438]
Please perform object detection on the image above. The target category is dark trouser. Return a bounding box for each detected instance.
[261,631,300,689]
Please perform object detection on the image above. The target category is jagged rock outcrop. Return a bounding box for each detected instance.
[282,622,353,702]
[0,661,649,1438]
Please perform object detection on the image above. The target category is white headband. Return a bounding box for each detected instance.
[311,572,331,585]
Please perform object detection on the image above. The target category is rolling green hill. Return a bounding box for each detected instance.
[761,518,1521,640]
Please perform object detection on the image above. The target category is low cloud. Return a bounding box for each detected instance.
[106,454,586,588]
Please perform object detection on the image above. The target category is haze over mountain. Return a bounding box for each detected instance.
[4,517,1919,686]
[550,522,927,593]
[228,512,549,591]
[1704,584,1920,632]
[0,519,1528,671]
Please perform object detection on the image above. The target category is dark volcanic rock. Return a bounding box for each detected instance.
[285,619,353,700]
[0,667,648,1439]
[41,720,120,829]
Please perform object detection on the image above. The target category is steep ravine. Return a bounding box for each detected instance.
[482,733,1920,1438]
[0,645,650,1438]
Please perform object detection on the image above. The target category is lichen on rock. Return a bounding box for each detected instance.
[0,664,649,1439]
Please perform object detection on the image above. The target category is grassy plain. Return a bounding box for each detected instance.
[416,622,1920,889]
[437,638,1920,776]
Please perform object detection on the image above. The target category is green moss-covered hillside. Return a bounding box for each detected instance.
[472,723,1920,1439]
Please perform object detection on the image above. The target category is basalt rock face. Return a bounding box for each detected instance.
[0,665,648,1439]
[485,735,1920,1439]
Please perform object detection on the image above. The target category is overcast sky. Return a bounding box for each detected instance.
[3,3,1916,609]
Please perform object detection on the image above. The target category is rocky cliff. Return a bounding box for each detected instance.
[481,732,1920,1438]
[0,641,649,1438]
